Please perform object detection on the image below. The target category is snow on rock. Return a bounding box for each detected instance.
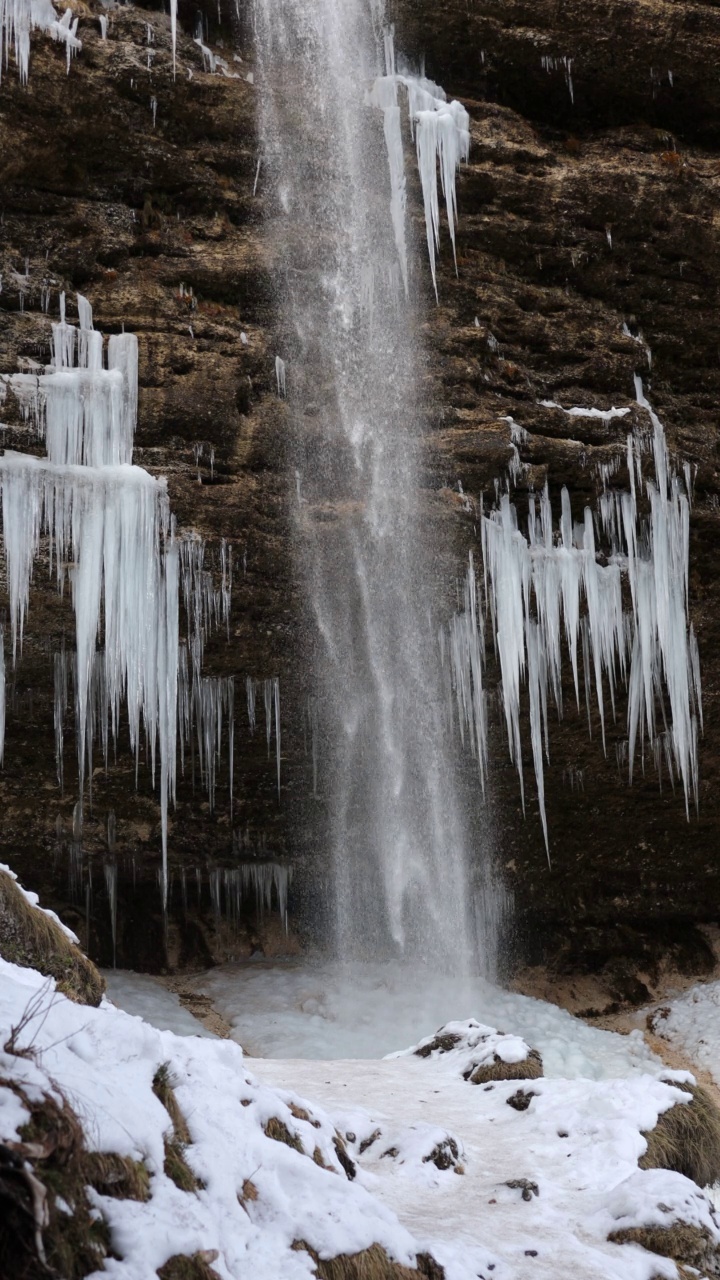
[647,981,720,1088]
[392,1018,540,1084]
[0,956,423,1279]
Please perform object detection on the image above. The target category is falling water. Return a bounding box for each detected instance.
[254,0,478,968]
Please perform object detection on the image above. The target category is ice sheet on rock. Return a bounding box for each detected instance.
[5,300,138,467]
[646,980,720,1088]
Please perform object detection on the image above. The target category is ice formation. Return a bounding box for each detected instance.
[369,31,470,298]
[0,0,80,83]
[209,860,292,931]
[448,381,702,854]
[0,294,236,903]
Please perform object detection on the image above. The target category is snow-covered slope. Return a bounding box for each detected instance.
[3,953,720,1279]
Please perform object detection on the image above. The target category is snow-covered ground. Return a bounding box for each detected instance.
[648,979,720,1089]
[5,950,720,1279]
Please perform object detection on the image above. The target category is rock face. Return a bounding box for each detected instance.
[1,0,719,994]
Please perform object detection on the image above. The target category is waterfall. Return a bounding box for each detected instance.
[254,0,480,968]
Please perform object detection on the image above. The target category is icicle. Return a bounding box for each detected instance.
[104,861,117,967]
[0,0,82,85]
[170,0,176,76]
[462,381,702,843]
[275,356,286,397]
[368,36,469,297]
[246,675,256,733]
[274,676,281,797]
[0,629,5,766]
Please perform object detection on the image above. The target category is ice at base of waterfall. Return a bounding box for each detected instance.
[154,959,664,1078]
[101,968,216,1037]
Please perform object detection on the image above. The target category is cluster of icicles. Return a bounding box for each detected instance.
[0,296,280,901]
[0,0,80,83]
[446,380,702,857]
[369,29,470,298]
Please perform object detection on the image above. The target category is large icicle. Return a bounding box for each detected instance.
[449,384,701,851]
[0,0,81,84]
[369,32,470,298]
[0,297,180,897]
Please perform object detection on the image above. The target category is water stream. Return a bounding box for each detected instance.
[253,0,480,969]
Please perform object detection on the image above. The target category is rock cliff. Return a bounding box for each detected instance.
[1,0,719,1001]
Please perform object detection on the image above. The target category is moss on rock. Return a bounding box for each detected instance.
[0,870,104,1006]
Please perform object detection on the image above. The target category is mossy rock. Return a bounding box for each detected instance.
[640,1080,720,1188]
[0,870,104,1006]
[609,1222,718,1273]
[157,1253,222,1280]
[0,1079,122,1279]
[464,1048,543,1086]
[292,1241,444,1279]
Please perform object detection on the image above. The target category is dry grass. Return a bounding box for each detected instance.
[238,1176,258,1208]
[0,1077,141,1278]
[0,870,104,1006]
[293,1240,445,1279]
[152,1064,202,1192]
[264,1115,304,1153]
[465,1048,544,1085]
[157,1252,222,1280]
[415,1033,461,1058]
[609,1222,716,1272]
[80,1150,150,1200]
[640,1081,720,1188]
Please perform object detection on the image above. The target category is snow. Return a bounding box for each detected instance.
[447,381,701,851]
[648,980,720,1088]
[4,949,719,1280]
[0,956,421,1280]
